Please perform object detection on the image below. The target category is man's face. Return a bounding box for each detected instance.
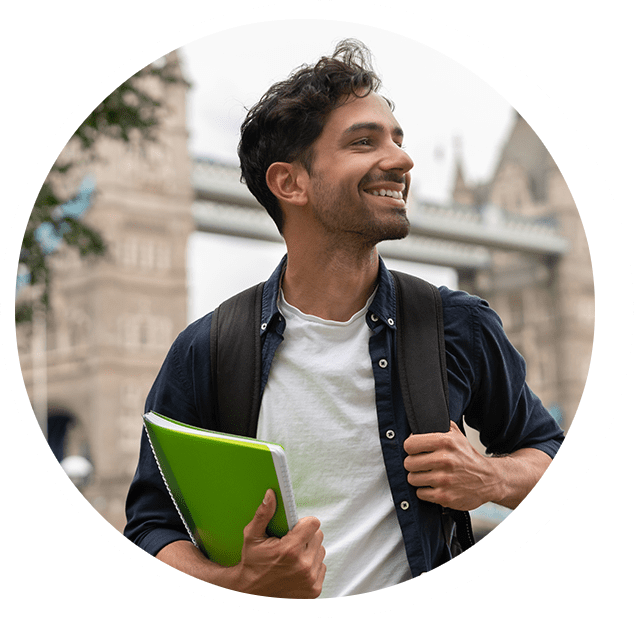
[302,91,414,247]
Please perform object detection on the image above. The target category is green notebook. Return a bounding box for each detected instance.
[143,411,298,567]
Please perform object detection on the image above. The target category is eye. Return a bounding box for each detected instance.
[353,137,372,146]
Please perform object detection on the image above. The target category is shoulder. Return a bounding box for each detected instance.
[146,311,216,421]
[183,311,213,336]
[173,311,214,351]
[438,286,503,335]
[439,287,518,379]
[438,286,489,311]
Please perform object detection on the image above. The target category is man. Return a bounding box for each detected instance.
[124,39,564,598]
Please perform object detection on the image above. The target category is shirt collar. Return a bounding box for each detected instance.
[260,254,398,335]
[260,255,287,335]
[368,257,398,331]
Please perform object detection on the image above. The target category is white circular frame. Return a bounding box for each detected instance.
[0,0,634,618]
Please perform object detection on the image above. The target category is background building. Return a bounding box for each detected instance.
[17,53,194,530]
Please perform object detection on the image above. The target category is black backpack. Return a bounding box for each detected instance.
[208,270,474,556]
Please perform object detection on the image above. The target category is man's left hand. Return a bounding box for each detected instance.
[403,422,553,510]
[403,421,496,511]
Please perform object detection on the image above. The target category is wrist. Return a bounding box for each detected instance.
[484,448,551,510]
[211,562,247,592]
[483,454,512,507]
[157,540,246,591]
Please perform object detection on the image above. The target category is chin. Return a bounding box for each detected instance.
[381,228,409,243]
[381,212,410,241]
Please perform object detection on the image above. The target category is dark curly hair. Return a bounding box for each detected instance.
[238,39,390,234]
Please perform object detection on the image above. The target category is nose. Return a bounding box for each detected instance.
[381,141,414,174]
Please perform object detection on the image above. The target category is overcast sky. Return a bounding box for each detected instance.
[178,21,515,320]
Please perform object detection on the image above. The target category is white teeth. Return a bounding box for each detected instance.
[369,189,404,199]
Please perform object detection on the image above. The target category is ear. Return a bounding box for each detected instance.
[266,161,309,207]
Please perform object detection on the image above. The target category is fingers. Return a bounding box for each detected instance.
[305,523,325,557]
[413,485,442,506]
[403,449,434,473]
[245,491,323,552]
[298,523,326,596]
[245,489,277,540]
[282,517,325,575]
[403,433,423,455]
[406,469,434,487]
[403,432,439,455]
[314,557,327,594]
[238,492,326,598]
[403,421,461,454]
[290,516,322,545]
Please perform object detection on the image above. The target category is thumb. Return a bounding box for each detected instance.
[246,488,277,539]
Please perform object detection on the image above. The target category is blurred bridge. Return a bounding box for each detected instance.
[191,158,569,274]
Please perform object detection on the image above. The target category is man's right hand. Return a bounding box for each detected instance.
[234,488,327,598]
[156,489,326,599]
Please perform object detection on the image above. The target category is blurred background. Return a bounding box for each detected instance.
[15,22,593,542]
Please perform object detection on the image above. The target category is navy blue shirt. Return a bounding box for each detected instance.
[124,256,564,575]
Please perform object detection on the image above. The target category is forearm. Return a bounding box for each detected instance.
[486,447,553,510]
[156,540,242,591]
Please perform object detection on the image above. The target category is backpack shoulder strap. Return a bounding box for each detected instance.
[391,270,475,552]
[391,270,450,434]
[208,282,264,438]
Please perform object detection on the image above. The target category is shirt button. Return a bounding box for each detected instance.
[379,358,388,368]
[387,318,395,326]
[386,429,395,439]
[400,501,410,511]
[370,313,379,322]
[260,323,267,331]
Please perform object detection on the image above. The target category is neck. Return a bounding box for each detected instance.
[282,244,380,322]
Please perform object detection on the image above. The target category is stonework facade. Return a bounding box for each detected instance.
[17,52,194,531]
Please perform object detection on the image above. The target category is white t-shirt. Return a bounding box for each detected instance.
[257,291,411,597]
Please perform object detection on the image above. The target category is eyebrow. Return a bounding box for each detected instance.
[344,122,404,139]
